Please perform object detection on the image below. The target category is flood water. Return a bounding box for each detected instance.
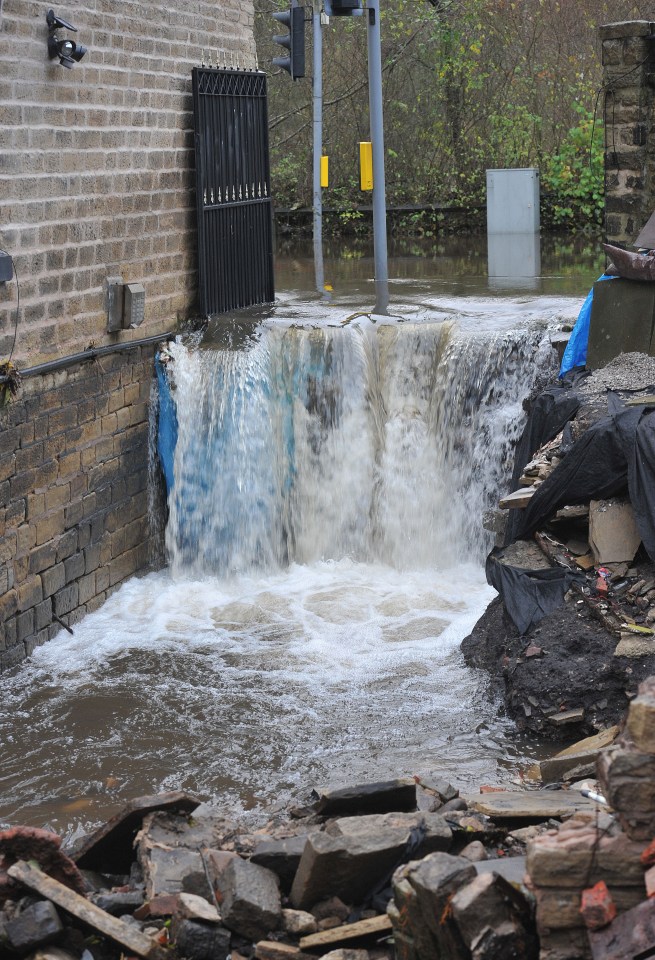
[0,234,604,843]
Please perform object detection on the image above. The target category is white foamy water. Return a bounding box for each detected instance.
[0,303,573,838]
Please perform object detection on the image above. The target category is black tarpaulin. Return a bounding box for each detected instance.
[486,549,584,635]
[511,393,655,562]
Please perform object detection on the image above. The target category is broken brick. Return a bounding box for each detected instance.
[580,881,617,931]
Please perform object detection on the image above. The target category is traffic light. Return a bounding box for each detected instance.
[272,4,305,80]
[324,0,363,15]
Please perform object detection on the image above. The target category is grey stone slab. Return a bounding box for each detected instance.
[251,834,308,891]
[141,846,211,900]
[290,812,449,910]
[216,857,281,942]
[462,790,600,820]
[6,900,64,951]
[312,779,417,817]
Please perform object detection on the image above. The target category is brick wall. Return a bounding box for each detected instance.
[0,345,161,670]
[0,1,256,670]
[0,0,256,364]
[601,20,655,245]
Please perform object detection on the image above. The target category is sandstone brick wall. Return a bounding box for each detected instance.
[0,0,256,364]
[601,21,655,245]
[0,345,161,670]
[0,1,256,670]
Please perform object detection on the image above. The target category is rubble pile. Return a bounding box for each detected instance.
[4,733,655,960]
[464,352,655,739]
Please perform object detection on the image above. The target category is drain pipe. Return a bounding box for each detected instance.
[0,332,173,385]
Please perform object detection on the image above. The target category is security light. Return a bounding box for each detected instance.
[46,9,87,69]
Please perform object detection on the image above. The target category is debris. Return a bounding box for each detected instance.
[73,791,202,873]
[173,918,231,960]
[215,856,281,942]
[7,860,166,959]
[589,499,642,566]
[281,907,318,935]
[291,812,449,909]
[499,487,537,510]
[0,826,86,899]
[580,881,617,931]
[251,835,308,892]
[537,726,619,783]
[588,897,655,959]
[5,900,64,952]
[299,914,393,950]
[311,779,417,817]
[463,789,600,820]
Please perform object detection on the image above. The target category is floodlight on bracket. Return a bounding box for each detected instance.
[46,9,87,69]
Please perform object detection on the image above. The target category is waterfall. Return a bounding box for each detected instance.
[164,317,556,577]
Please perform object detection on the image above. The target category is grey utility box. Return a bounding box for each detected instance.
[486,168,540,234]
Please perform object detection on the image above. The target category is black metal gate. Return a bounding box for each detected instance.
[192,67,274,315]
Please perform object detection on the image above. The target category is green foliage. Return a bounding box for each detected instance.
[256,0,630,229]
[541,108,604,227]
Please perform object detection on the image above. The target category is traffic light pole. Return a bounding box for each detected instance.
[312,0,325,296]
[366,0,389,314]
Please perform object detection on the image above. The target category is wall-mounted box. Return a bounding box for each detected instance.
[124,283,145,328]
[0,251,12,282]
[105,276,124,332]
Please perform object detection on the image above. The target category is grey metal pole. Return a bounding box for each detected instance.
[366,0,389,313]
[313,0,325,296]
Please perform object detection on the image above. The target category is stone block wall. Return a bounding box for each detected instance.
[0,345,161,671]
[0,0,256,364]
[601,21,655,245]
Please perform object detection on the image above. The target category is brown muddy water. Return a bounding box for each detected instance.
[0,234,605,844]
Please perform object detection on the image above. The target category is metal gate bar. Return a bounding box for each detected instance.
[192,67,275,316]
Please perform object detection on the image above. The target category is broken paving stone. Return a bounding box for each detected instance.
[463,789,601,821]
[311,780,417,817]
[281,908,318,936]
[6,900,64,952]
[538,726,619,784]
[474,856,529,890]
[414,776,458,804]
[251,835,308,892]
[174,919,230,960]
[588,896,655,959]
[73,791,201,874]
[216,856,281,942]
[291,812,450,910]
[140,845,210,901]
[614,634,655,658]
[390,852,477,960]
[451,871,533,950]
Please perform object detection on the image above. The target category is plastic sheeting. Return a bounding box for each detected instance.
[156,356,177,496]
[486,548,584,635]
[559,274,615,377]
[512,393,655,561]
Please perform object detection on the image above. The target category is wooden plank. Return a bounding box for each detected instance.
[499,487,537,510]
[7,861,166,960]
[299,914,392,950]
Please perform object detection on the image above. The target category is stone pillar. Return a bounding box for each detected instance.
[601,21,655,244]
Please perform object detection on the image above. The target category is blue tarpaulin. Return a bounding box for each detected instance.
[156,356,177,495]
[559,274,615,377]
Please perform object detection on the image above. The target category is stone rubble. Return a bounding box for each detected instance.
[3,746,655,960]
